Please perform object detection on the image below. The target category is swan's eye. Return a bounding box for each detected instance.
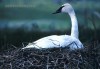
[53,6,64,14]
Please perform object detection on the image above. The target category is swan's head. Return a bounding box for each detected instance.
[53,3,73,14]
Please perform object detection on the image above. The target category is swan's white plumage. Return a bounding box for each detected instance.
[22,3,84,50]
[22,35,83,50]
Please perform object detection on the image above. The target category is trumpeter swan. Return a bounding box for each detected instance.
[22,3,84,50]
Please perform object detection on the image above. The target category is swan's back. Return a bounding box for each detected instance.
[22,35,83,50]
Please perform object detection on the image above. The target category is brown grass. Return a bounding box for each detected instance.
[0,41,100,69]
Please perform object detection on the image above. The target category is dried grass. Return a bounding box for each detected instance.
[0,41,100,69]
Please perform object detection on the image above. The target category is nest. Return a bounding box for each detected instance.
[0,42,100,69]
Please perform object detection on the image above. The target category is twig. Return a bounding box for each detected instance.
[9,63,12,69]
[46,55,50,69]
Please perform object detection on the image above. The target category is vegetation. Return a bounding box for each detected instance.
[0,42,100,69]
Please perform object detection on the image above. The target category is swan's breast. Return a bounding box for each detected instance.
[67,37,84,50]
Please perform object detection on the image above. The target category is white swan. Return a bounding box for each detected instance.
[22,3,84,50]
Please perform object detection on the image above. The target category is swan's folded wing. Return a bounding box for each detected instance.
[22,35,66,49]
[22,35,83,50]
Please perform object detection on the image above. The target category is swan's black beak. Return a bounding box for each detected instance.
[52,6,64,14]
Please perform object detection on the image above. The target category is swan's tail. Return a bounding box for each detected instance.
[22,43,40,49]
[22,46,30,49]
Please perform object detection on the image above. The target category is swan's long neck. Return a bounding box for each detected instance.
[68,10,79,38]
